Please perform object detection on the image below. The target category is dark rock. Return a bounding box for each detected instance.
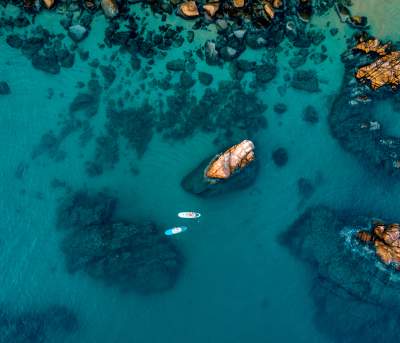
[22,37,45,57]
[69,93,100,117]
[291,70,320,92]
[6,34,23,49]
[330,28,339,36]
[273,103,287,114]
[68,24,88,42]
[131,56,141,70]
[31,52,60,74]
[303,105,319,124]
[187,30,194,43]
[0,81,11,95]
[272,148,288,167]
[236,59,256,72]
[255,63,277,84]
[166,59,185,71]
[56,190,116,230]
[58,50,75,68]
[106,103,154,157]
[100,65,116,85]
[198,71,213,86]
[180,71,195,88]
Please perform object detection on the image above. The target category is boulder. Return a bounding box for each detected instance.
[101,0,119,18]
[198,71,213,85]
[272,147,288,166]
[291,70,320,92]
[42,0,54,8]
[166,59,186,71]
[178,1,199,18]
[181,140,258,197]
[0,81,11,95]
[203,2,219,17]
[68,25,88,42]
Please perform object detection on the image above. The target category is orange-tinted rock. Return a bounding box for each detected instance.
[357,230,373,242]
[273,0,282,8]
[353,39,390,56]
[263,1,274,19]
[357,223,400,267]
[205,140,255,180]
[179,1,200,18]
[203,2,220,17]
[101,0,118,18]
[42,0,54,9]
[355,51,400,90]
[233,0,245,8]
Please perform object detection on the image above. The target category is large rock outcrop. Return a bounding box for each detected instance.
[328,33,400,178]
[181,140,258,197]
[279,206,400,343]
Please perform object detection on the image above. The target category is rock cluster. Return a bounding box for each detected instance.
[357,223,400,268]
[57,190,184,294]
[329,33,400,178]
[280,206,400,343]
[356,47,400,90]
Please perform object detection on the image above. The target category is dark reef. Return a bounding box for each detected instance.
[57,189,184,294]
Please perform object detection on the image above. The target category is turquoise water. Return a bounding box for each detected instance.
[1,2,400,343]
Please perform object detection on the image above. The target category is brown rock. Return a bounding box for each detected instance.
[42,0,54,9]
[203,2,220,17]
[356,51,400,90]
[357,223,400,268]
[179,1,200,18]
[233,0,245,8]
[354,39,390,56]
[205,140,255,180]
[101,0,118,18]
[263,1,274,20]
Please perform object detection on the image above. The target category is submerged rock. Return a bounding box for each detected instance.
[302,105,319,124]
[272,147,288,167]
[0,81,11,95]
[57,190,184,294]
[181,140,258,197]
[291,70,320,92]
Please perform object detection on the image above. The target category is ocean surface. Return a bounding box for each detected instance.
[1,2,400,343]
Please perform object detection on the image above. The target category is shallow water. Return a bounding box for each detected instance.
[1,2,400,343]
